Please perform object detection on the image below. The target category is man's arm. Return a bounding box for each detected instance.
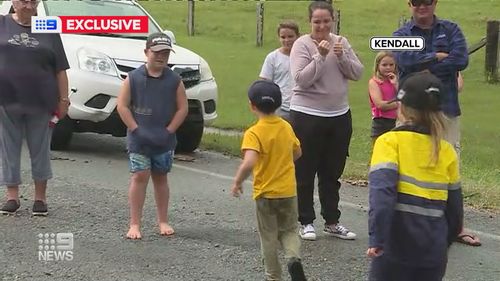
[166,81,188,133]
[393,28,438,73]
[116,77,138,131]
[429,23,469,74]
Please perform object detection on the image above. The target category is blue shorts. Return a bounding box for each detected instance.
[128,151,174,174]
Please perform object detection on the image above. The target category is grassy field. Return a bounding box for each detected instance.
[141,0,500,209]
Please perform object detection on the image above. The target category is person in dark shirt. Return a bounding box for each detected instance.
[0,0,70,216]
[393,0,480,248]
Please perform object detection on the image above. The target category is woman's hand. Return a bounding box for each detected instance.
[313,39,331,57]
[333,36,344,57]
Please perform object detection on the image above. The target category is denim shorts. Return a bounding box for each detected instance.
[128,150,174,174]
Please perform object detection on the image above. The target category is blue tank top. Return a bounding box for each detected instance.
[127,64,181,156]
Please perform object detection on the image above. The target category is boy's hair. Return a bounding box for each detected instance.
[277,20,300,36]
[373,51,396,80]
[248,80,282,114]
[396,72,447,163]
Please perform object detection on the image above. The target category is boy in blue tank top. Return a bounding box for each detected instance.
[117,33,188,239]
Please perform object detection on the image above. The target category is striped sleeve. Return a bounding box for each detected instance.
[368,134,399,248]
[445,149,463,245]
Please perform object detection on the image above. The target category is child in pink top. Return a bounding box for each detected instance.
[368,51,398,142]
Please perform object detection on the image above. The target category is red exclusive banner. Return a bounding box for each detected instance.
[59,16,148,33]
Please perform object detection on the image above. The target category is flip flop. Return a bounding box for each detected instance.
[456,233,481,246]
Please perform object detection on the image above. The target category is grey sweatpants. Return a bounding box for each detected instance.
[0,107,53,186]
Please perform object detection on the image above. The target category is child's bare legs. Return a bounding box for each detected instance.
[127,170,150,239]
[152,172,174,235]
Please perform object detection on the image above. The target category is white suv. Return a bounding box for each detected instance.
[0,0,218,152]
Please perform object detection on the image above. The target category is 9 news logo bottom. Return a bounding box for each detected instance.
[37,233,74,262]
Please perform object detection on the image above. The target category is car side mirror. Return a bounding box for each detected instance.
[163,30,176,45]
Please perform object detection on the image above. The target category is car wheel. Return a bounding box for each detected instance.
[175,120,204,153]
[50,117,74,150]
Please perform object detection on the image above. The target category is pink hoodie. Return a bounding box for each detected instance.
[290,34,364,115]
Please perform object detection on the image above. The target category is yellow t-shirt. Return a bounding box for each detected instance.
[242,115,300,200]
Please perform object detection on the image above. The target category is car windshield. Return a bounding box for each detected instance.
[43,0,161,38]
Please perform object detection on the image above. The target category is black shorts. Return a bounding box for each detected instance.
[371,117,396,138]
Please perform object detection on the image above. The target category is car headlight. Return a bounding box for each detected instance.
[77,48,118,77]
[199,57,214,82]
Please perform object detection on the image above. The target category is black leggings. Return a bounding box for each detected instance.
[290,110,352,225]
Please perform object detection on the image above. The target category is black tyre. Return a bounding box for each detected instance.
[50,117,74,150]
[175,120,204,153]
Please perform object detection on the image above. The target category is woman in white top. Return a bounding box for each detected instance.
[259,20,300,121]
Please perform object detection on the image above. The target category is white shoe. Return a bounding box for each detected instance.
[323,224,357,240]
[299,224,316,241]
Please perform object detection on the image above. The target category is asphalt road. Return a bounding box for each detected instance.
[1,133,499,281]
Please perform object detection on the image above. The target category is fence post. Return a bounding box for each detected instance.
[256,1,264,47]
[332,9,341,35]
[398,15,408,28]
[187,0,195,36]
[485,20,500,83]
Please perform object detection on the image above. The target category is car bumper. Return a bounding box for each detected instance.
[187,78,218,125]
[67,70,218,124]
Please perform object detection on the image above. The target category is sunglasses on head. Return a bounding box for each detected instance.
[410,0,434,6]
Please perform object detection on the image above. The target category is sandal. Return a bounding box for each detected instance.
[456,233,481,246]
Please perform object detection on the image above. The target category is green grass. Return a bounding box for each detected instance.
[142,0,500,209]
[200,133,243,157]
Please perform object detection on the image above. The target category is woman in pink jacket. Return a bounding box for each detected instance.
[289,1,364,241]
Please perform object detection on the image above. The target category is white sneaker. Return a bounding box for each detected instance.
[324,224,357,240]
[299,224,316,241]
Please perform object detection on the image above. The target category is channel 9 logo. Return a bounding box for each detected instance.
[31,16,62,33]
[31,16,148,34]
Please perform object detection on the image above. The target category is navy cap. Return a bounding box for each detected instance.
[395,71,443,111]
[248,80,282,114]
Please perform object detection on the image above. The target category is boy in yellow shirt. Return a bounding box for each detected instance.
[231,80,306,281]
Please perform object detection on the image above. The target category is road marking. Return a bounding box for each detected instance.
[174,163,500,242]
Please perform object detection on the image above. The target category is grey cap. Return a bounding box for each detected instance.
[146,32,175,52]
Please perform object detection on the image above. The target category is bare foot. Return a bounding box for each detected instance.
[126,224,142,240]
[159,222,175,236]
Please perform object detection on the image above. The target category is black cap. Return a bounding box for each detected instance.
[248,80,282,114]
[395,71,443,111]
[146,32,175,52]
